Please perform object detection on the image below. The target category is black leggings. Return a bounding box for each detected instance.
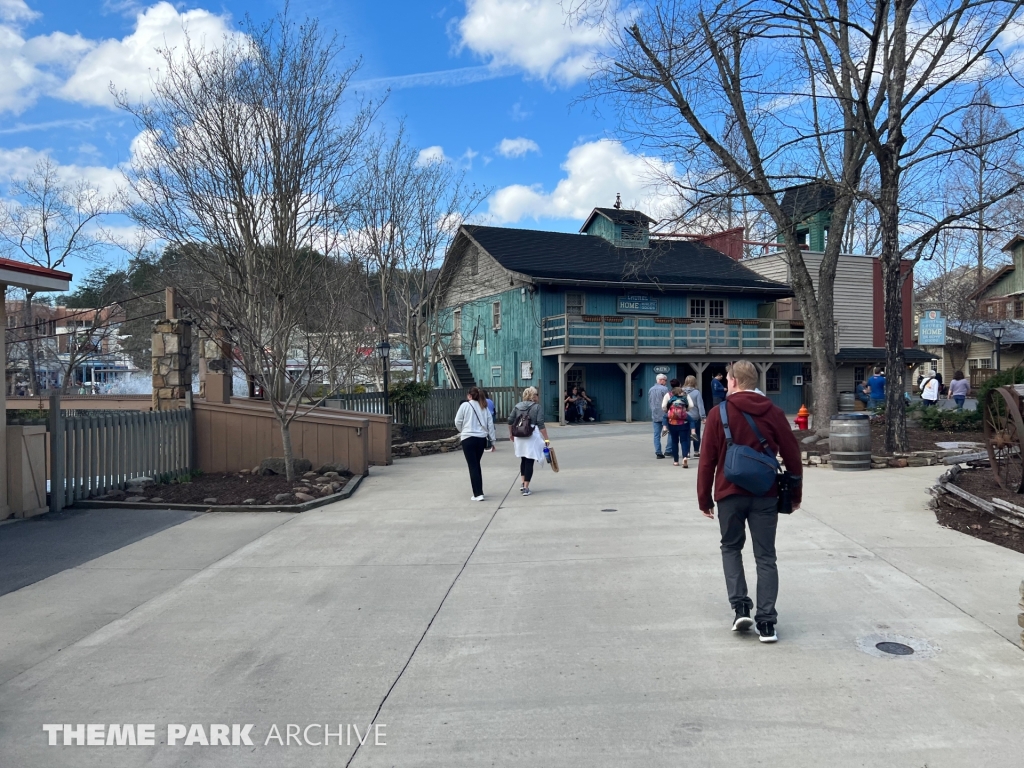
[461,436,487,497]
[520,456,535,483]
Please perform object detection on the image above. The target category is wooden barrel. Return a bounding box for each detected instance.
[829,413,871,471]
[839,393,856,412]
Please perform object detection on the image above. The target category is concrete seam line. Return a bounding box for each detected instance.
[0,514,297,693]
[343,471,520,768]
[803,508,1022,650]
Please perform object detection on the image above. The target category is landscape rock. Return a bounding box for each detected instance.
[149,497,165,503]
[409,445,422,457]
[242,498,256,505]
[239,468,251,475]
[106,489,126,501]
[125,496,147,503]
[203,497,218,504]
[801,435,820,445]
[259,457,313,476]
[906,458,929,468]
[871,462,888,469]
[889,458,909,468]
[252,466,260,475]
[317,464,348,476]
[318,485,332,496]
[274,493,293,502]
[127,476,154,486]
[294,492,315,502]
[330,481,342,492]
[303,471,318,478]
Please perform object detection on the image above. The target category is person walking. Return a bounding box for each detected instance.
[648,373,671,458]
[662,379,692,467]
[697,359,803,644]
[508,386,550,496]
[920,371,940,407]
[681,374,706,456]
[455,387,496,501]
[867,367,886,410]
[711,371,727,406]
[948,370,970,411]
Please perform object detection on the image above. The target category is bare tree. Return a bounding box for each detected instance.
[118,12,374,481]
[350,126,485,384]
[584,0,876,425]
[0,158,115,393]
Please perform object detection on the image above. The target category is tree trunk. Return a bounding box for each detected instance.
[279,419,296,483]
[879,167,909,453]
[24,292,38,395]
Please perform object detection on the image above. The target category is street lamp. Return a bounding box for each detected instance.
[992,324,1005,372]
[377,339,392,415]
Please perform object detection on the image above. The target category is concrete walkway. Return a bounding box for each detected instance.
[1,423,1023,767]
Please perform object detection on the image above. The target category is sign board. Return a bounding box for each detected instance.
[520,361,533,380]
[652,365,672,375]
[617,294,659,315]
[919,310,947,345]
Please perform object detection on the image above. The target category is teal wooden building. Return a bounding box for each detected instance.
[431,206,812,423]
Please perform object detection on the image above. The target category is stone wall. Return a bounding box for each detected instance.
[151,318,193,411]
[392,435,461,459]
[198,324,231,403]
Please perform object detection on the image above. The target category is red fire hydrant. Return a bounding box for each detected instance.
[795,404,810,431]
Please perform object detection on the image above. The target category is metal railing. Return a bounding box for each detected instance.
[541,315,806,354]
[327,386,521,428]
[49,395,193,511]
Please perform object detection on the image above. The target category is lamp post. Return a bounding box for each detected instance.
[992,324,1005,372]
[377,339,392,415]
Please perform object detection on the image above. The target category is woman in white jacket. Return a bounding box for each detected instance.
[454,387,496,501]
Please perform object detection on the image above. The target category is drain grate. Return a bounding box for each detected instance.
[875,641,915,656]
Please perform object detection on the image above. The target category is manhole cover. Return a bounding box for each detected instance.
[856,633,938,659]
[875,641,914,656]
[601,508,617,512]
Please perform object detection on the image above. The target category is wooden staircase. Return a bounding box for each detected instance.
[442,353,476,388]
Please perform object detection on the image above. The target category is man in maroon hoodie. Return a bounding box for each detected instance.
[697,360,803,643]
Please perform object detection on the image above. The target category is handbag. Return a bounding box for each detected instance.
[719,402,780,497]
[467,403,493,450]
[775,471,800,515]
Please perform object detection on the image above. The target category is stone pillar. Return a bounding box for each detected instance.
[198,325,231,404]
[151,318,192,411]
[1018,579,1024,650]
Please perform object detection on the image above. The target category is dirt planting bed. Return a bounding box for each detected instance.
[934,467,1024,555]
[97,470,352,507]
[796,420,985,457]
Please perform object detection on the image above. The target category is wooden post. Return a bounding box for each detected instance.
[0,285,7,520]
[48,393,63,512]
[617,362,639,423]
[165,287,177,320]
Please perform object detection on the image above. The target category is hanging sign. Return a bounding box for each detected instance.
[617,294,659,314]
[919,310,947,345]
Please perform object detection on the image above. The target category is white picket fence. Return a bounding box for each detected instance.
[49,396,193,511]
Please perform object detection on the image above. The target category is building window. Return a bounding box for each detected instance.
[566,292,584,316]
[566,368,585,391]
[709,299,725,320]
[468,247,479,276]
[1015,300,1023,319]
[969,358,993,374]
[690,298,705,319]
[854,366,866,385]
[491,366,502,386]
[765,366,781,393]
[492,300,501,330]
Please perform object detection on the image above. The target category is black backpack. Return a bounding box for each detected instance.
[511,407,535,438]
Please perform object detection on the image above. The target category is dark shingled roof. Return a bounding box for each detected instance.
[780,183,836,221]
[462,224,792,294]
[580,207,658,230]
[835,348,935,363]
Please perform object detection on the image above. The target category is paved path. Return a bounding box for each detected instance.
[1,423,1023,767]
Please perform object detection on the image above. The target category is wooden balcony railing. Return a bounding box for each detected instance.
[541,315,807,355]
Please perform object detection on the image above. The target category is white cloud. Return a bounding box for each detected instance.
[416,145,449,166]
[484,139,677,224]
[59,2,239,108]
[496,137,539,158]
[0,18,93,114]
[0,146,124,198]
[456,0,618,85]
[0,0,37,23]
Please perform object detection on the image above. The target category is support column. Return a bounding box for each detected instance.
[617,361,640,423]
[690,361,709,380]
[198,300,231,404]
[754,361,774,393]
[152,302,193,411]
[558,358,574,425]
[0,285,8,519]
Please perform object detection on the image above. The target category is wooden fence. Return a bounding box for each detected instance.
[328,386,520,429]
[49,400,192,512]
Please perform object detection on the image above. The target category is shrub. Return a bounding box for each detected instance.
[917,406,982,432]
[388,381,432,405]
[975,367,1024,410]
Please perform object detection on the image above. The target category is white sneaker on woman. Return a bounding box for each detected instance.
[471,495,485,501]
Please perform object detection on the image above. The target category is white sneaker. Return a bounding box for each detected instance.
[471,495,485,501]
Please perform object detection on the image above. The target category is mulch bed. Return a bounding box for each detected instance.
[120,472,351,506]
[408,428,458,441]
[936,468,1024,555]
[795,420,985,457]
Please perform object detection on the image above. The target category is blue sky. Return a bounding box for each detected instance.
[0,0,678,283]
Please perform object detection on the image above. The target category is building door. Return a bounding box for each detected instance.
[452,309,462,354]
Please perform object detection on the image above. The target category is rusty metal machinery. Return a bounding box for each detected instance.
[983,384,1024,492]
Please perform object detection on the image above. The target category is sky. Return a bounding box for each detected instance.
[0,0,680,285]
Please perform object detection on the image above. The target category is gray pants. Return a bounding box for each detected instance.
[717,495,779,624]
